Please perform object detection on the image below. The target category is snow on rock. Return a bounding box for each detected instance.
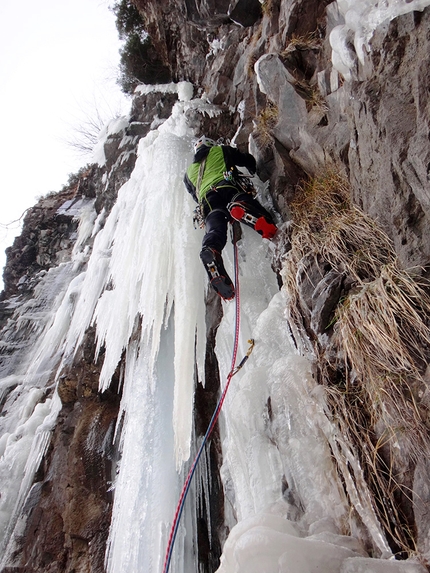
[340,557,426,573]
[92,116,131,166]
[216,510,365,573]
[217,510,427,572]
[331,0,430,79]
[135,81,194,102]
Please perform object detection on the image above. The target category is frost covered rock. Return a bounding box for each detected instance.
[1,187,80,301]
[255,53,307,150]
[340,557,427,573]
[216,512,365,573]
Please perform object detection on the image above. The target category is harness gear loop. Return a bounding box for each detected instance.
[223,168,257,197]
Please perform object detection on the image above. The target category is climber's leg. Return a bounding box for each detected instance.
[228,193,278,239]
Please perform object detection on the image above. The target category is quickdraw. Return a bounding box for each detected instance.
[230,339,255,376]
[192,204,205,229]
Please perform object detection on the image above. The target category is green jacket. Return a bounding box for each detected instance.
[184,145,257,203]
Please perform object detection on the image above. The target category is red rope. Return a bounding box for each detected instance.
[162,236,241,573]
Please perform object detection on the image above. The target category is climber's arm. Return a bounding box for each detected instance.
[222,146,257,176]
[183,173,198,203]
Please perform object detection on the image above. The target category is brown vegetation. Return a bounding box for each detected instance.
[283,171,430,556]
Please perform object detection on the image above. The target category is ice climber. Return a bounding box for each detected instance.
[184,135,277,300]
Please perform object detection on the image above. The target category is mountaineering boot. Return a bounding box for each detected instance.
[228,201,278,239]
[200,247,235,300]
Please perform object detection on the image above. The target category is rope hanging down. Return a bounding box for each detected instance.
[162,228,254,573]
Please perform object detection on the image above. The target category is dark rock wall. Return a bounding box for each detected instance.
[1,187,79,303]
[193,291,227,571]
[17,331,120,573]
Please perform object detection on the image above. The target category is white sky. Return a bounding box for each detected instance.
[0,0,130,290]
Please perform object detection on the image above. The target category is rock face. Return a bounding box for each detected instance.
[1,0,430,571]
[346,10,430,270]
[17,331,120,573]
[1,187,79,302]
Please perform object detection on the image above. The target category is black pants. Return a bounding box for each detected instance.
[201,187,274,253]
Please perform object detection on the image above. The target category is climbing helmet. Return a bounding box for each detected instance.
[193,135,216,153]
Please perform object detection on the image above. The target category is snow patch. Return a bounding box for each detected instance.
[135,81,194,102]
[92,115,130,166]
[216,509,363,573]
[331,0,430,80]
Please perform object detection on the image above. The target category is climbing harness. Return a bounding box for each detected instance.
[193,169,256,230]
[209,169,256,198]
[162,229,254,573]
[223,168,257,197]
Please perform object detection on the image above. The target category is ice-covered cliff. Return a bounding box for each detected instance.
[1,1,430,572]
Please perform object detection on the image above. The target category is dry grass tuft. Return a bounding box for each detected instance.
[247,52,260,77]
[288,170,350,226]
[307,88,329,114]
[334,264,430,385]
[283,171,395,329]
[282,170,430,555]
[285,171,395,281]
[254,102,278,150]
[260,0,275,16]
[324,383,419,556]
[331,261,430,476]
[282,32,321,54]
[291,79,329,113]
